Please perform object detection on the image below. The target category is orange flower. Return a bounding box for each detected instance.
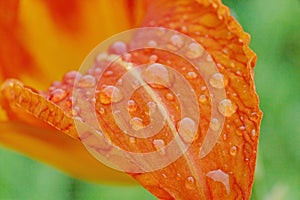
[0,0,262,199]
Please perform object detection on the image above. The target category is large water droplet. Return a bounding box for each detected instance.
[218,99,237,117]
[153,139,166,155]
[143,63,173,88]
[206,169,230,194]
[108,41,127,55]
[210,118,221,131]
[209,73,226,89]
[63,71,82,85]
[50,89,67,103]
[130,117,144,131]
[185,176,196,190]
[169,34,184,50]
[186,43,204,59]
[78,75,96,88]
[177,117,197,143]
[99,86,123,104]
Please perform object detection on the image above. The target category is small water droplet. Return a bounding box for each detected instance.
[251,129,256,137]
[129,136,136,143]
[148,40,157,47]
[209,73,226,89]
[72,106,80,116]
[99,86,123,104]
[78,75,96,88]
[143,63,173,88]
[186,71,198,80]
[169,34,184,49]
[104,70,113,77]
[149,54,158,63]
[153,139,166,155]
[230,146,237,156]
[147,101,157,115]
[185,176,196,190]
[108,41,127,55]
[206,169,230,194]
[177,117,197,143]
[186,43,204,59]
[210,118,221,131]
[238,126,246,131]
[218,99,237,117]
[198,94,207,103]
[201,86,207,91]
[130,117,144,131]
[98,107,105,114]
[165,92,175,101]
[127,99,137,112]
[63,71,82,85]
[50,89,67,103]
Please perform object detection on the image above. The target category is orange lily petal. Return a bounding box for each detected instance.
[0,79,134,184]
[0,0,262,199]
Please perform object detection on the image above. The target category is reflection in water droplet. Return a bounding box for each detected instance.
[149,54,158,63]
[210,118,221,131]
[177,117,197,143]
[143,63,173,88]
[165,93,175,101]
[98,107,105,115]
[209,73,226,89]
[108,41,127,55]
[99,86,123,104]
[78,75,96,88]
[218,99,237,117]
[186,43,204,59]
[104,70,113,77]
[230,146,237,156]
[127,100,137,112]
[206,169,230,194]
[186,71,198,80]
[148,40,157,47]
[199,95,207,103]
[153,139,166,155]
[50,89,67,103]
[130,117,144,131]
[251,129,256,137]
[185,176,196,190]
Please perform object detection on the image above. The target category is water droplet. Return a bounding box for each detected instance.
[165,92,175,101]
[50,89,67,103]
[130,117,144,131]
[104,70,113,77]
[63,71,82,85]
[129,136,136,143]
[108,41,127,55]
[206,55,213,62]
[186,71,198,80]
[148,40,157,47]
[186,43,204,59]
[169,34,184,49]
[147,101,157,115]
[149,54,158,63]
[218,99,237,117]
[98,107,105,114]
[210,118,221,131]
[230,146,237,156]
[209,73,226,89]
[198,95,207,103]
[251,129,256,137]
[185,176,196,190]
[143,63,173,88]
[201,86,207,91]
[72,106,80,116]
[238,126,246,131]
[153,139,165,154]
[177,117,197,143]
[99,86,123,104]
[127,99,137,112]
[206,169,230,194]
[78,75,96,88]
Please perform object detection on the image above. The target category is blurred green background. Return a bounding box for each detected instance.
[0,0,299,199]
